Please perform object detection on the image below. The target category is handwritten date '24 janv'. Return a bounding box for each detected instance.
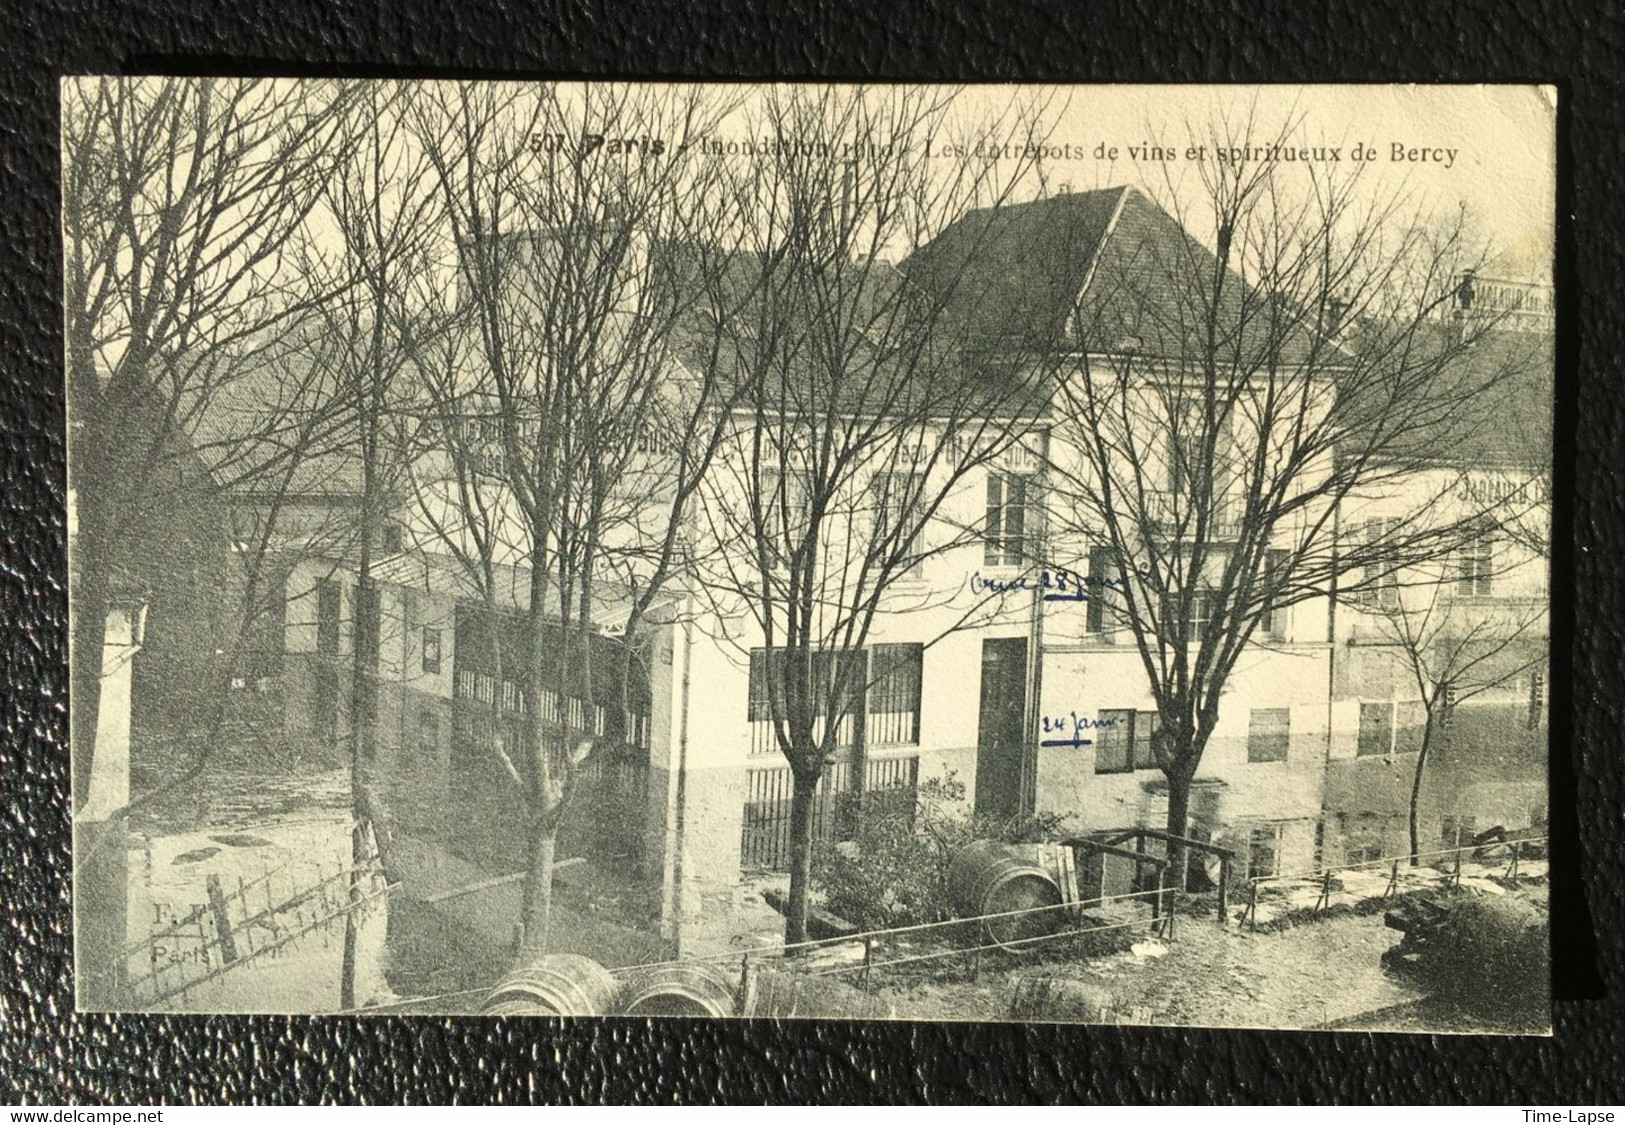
[1039,711,1119,748]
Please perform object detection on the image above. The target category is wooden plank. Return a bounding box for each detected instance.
[1062,838,1169,867]
[205,873,239,965]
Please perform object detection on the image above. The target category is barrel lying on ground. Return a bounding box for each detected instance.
[480,953,619,1016]
[619,962,743,1017]
[739,965,896,1020]
[947,839,1078,949]
[1008,976,1115,1023]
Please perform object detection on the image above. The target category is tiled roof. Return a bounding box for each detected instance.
[902,187,1126,349]
[660,243,1048,422]
[903,186,1325,366]
[180,342,369,497]
[1335,318,1553,470]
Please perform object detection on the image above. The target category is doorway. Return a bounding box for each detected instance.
[974,636,1029,819]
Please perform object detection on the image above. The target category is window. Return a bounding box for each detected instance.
[422,627,443,675]
[1093,709,1138,773]
[1167,409,1234,516]
[417,707,441,758]
[873,472,926,577]
[316,580,341,656]
[1160,591,1220,644]
[747,649,859,722]
[1247,708,1290,763]
[984,472,1032,567]
[1248,824,1281,879]
[1357,702,1393,757]
[1085,546,1117,635]
[867,643,923,746]
[1457,527,1494,597]
[759,467,807,570]
[748,647,862,755]
[1132,710,1161,770]
[1360,701,1425,756]
[1361,518,1402,609]
[1259,548,1291,639]
[1394,700,1427,754]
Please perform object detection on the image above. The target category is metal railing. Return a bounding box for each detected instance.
[1237,835,1548,931]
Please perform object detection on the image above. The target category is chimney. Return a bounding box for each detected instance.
[1322,294,1350,337]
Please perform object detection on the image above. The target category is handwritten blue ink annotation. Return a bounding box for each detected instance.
[1039,710,1117,748]
[968,569,1123,603]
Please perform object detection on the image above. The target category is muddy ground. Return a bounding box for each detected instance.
[861,905,1521,1031]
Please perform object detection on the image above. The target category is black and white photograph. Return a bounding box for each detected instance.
[65,80,1555,1032]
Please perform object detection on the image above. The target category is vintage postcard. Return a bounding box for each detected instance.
[66,80,1554,1031]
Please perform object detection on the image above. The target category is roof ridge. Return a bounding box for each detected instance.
[1068,185,1133,330]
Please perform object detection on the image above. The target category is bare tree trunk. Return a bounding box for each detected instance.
[1164,764,1194,895]
[785,772,819,948]
[518,558,558,958]
[1408,717,1436,867]
[519,817,558,958]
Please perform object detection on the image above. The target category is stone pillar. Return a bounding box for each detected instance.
[75,602,144,1010]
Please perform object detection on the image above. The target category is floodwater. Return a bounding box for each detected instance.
[122,768,392,1013]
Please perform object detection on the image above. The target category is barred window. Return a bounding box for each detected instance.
[867,643,923,746]
[747,648,859,723]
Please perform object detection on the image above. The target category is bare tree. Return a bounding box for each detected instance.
[299,79,447,1006]
[63,76,354,811]
[1036,117,1551,876]
[691,87,1054,945]
[405,82,741,956]
[63,78,363,1007]
[1362,554,1548,865]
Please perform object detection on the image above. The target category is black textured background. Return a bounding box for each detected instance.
[2,0,1621,1104]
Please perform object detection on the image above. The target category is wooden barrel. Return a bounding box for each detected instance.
[947,840,1066,949]
[739,966,896,1021]
[619,962,742,1018]
[1007,976,1114,1023]
[1016,842,1081,919]
[480,953,619,1016]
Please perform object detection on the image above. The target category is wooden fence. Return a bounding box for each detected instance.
[122,834,388,1011]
